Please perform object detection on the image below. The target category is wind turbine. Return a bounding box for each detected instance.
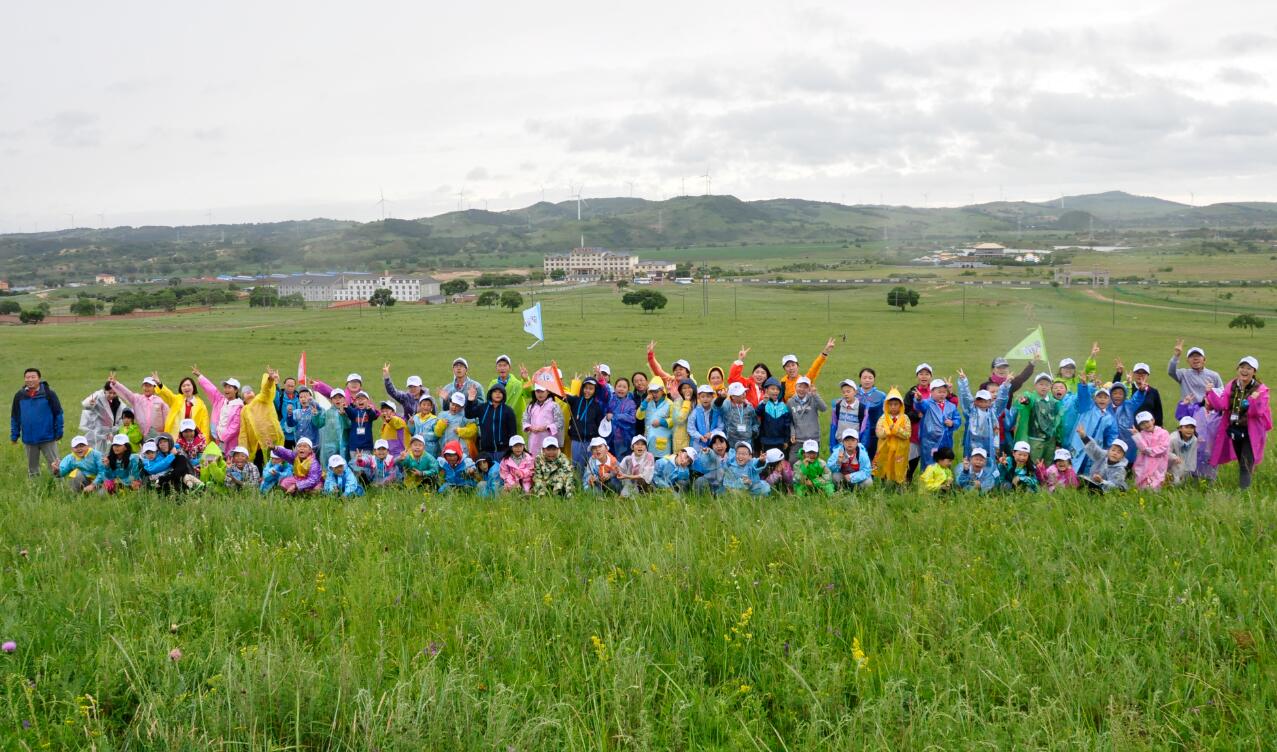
[570,183,587,248]
[376,188,387,220]
[701,169,711,196]
[626,180,635,197]
[456,187,467,211]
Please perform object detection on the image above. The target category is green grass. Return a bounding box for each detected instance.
[1,285,1275,748]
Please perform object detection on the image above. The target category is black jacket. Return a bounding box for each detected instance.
[465,386,518,456]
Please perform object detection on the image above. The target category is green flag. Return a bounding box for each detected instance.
[1004,326,1049,368]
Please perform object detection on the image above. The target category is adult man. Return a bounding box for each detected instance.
[488,354,526,425]
[1168,339,1223,410]
[11,367,64,478]
[273,376,301,448]
[438,357,484,405]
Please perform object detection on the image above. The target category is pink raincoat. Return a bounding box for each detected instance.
[198,375,244,453]
[522,398,559,456]
[110,380,170,439]
[1131,426,1171,489]
[500,452,535,491]
[1204,381,1271,468]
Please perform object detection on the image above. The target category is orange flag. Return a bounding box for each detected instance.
[531,361,566,397]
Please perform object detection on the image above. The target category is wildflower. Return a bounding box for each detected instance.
[1,641,15,654]
[168,648,182,662]
[728,535,741,553]
[852,637,869,671]
[726,607,754,643]
[590,635,609,663]
[738,684,751,694]
[424,641,444,657]
[315,571,327,593]
[542,592,553,605]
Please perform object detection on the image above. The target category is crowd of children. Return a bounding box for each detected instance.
[42,338,1270,498]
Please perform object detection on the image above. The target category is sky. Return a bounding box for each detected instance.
[1,0,1275,230]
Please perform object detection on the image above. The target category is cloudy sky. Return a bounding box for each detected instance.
[1,0,1274,229]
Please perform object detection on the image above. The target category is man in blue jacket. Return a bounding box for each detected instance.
[11,367,64,477]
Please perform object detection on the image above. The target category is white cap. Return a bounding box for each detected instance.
[179,418,196,432]
[1094,387,1111,397]
[727,382,746,397]
[1013,441,1031,453]
[356,391,370,399]
[495,354,511,365]
[111,433,130,446]
[673,358,691,371]
[442,445,459,455]
[380,400,397,410]
[1135,411,1154,424]
[839,428,859,440]
[802,439,820,453]
[597,417,612,437]
[71,435,89,448]
[142,376,158,386]
[231,445,249,456]
[405,375,423,387]
[840,379,856,389]
[735,440,753,450]
[970,447,988,458]
[328,455,346,468]
[1132,362,1150,374]
[647,382,662,391]
[975,389,993,401]
[222,377,240,389]
[764,448,784,463]
[141,441,159,453]
[407,434,425,445]
[296,437,314,448]
[452,357,469,368]
[508,435,525,446]
[543,436,559,448]
[681,446,698,460]
[781,354,798,366]
[374,439,389,450]
[589,437,608,448]
[1179,415,1198,427]
[1239,356,1259,370]
[450,392,466,406]
[708,429,727,440]
[1034,372,1052,384]
[929,378,947,390]
[1058,358,1076,369]
[346,373,363,383]
[797,376,812,386]
[418,395,433,404]
[1187,346,1205,357]
[697,384,715,395]
[598,364,611,375]
[915,363,932,374]
[1112,438,1129,452]
[630,435,648,447]
[1053,448,1072,461]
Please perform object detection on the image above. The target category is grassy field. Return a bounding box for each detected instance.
[2,284,1276,749]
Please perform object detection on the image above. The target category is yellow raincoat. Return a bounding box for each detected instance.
[240,373,284,459]
[157,383,210,438]
[874,388,911,484]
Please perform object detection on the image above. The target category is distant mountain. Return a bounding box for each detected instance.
[3,191,1276,285]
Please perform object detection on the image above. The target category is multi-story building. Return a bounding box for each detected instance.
[274,273,441,303]
[542,247,637,280]
[634,259,676,280]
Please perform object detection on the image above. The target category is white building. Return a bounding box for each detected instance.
[543,247,637,280]
[275,273,441,303]
[635,259,676,279]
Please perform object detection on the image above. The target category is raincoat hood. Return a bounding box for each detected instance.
[885,388,905,404]
[202,442,223,462]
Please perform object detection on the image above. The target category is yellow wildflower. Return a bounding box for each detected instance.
[590,635,609,663]
[852,637,870,671]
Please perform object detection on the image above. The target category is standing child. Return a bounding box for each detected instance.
[1036,448,1079,491]
[433,393,475,459]
[687,385,722,452]
[1013,373,1061,464]
[288,387,321,450]
[1167,415,1199,485]
[793,440,834,496]
[604,378,637,460]
[409,396,441,459]
[118,410,143,452]
[312,391,349,465]
[500,435,535,492]
[671,379,695,453]
[378,400,408,457]
[957,370,1011,460]
[1129,410,1171,489]
[344,392,379,461]
[913,378,962,470]
[827,379,860,452]
[1070,382,1118,476]
[1107,381,1146,465]
[637,381,673,459]
[786,377,828,462]
[720,383,758,452]
[756,377,792,460]
[873,389,911,487]
[855,368,886,460]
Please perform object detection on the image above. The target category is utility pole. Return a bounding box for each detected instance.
[962,283,966,322]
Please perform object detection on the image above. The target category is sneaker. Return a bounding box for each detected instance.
[183,474,206,491]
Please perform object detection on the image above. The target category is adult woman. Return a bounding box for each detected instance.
[727,347,770,407]
[1204,356,1270,490]
[240,369,284,468]
[155,373,210,438]
[78,381,126,454]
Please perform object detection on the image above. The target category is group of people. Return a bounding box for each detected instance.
[9,337,1269,498]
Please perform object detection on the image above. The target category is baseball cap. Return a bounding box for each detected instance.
[589,437,608,448]
[1135,411,1154,424]
[1186,347,1205,358]
[840,428,859,440]
[222,377,240,389]
[929,378,947,389]
[1178,416,1198,427]
[509,435,525,446]
[543,436,559,448]
[802,439,819,453]
[1034,372,1052,383]
[630,435,648,447]
[452,357,468,368]
[1132,362,1150,374]
[697,384,715,395]
[647,381,662,391]
[380,400,397,410]
[495,354,511,365]
[231,445,249,456]
[764,448,784,463]
[1112,439,1129,452]
[405,375,423,387]
[991,357,1009,368]
[781,354,798,366]
[915,363,932,374]
[141,441,158,453]
[179,418,196,432]
[840,379,856,389]
[1239,356,1259,370]
[1058,358,1076,369]
[111,433,130,446]
[374,439,389,450]
[1013,441,1031,453]
[410,434,425,444]
[970,447,988,458]
[735,440,753,450]
[142,376,158,386]
[727,382,745,397]
[296,437,314,448]
[673,358,691,371]
[70,435,89,448]
[328,455,346,468]
[450,392,466,406]
[797,376,812,386]
[975,389,993,401]
[346,373,363,383]
[1053,448,1072,461]
[598,364,611,375]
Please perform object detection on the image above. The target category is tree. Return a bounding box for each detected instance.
[70,298,99,317]
[0,300,21,315]
[249,286,280,308]
[168,277,182,287]
[18,309,45,324]
[441,280,469,296]
[1228,314,1266,337]
[500,290,524,312]
[369,288,396,307]
[477,291,499,308]
[549,269,566,281]
[675,263,692,277]
[110,301,136,316]
[151,289,178,311]
[639,290,668,313]
[615,280,629,291]
[280,293,306,308]
[887,286,920,312]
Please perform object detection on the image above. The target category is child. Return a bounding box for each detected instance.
[396,435,440,489]
[438,441,479,492]
[1114,361,1163,427]
[654,446,696,493]
[756,377,792,460]
[827,379,860,451]
[761,447,794,494]
[787,377,828,462]
[692,432,731,494]
[1129,410,1171,490]
[1014,373,1061,464]
[855,368,887,459]
[356,439,400,487]
[618,435,655,496]
[532,436,575,497]
[464,385,518,464]
[723,441,770,496]
[324,455,364,498]
[918,446,955,493]
[827,428,872,490]
[1036,448,1079,492]
[584,436,621,494]
[475,456,502,498]
[199,442,226,487]
[671,379,695,453]
[605,378,637,460]
[874,389,911,486]
[687,384,723,452]
[1080,433,1129,493]
[638,381,673,459]
[1168,415,1199,485]
[259,447,291,493]
[176,418,207,466]
[288,386,321,449]
[1070,382,1117,476]
[273,438,322,495]
[224,446,261,491]
[500,435,535,492]
[794,439,834,496]
[312,391,349,464]
[1107,381,1146,464]
[53,435,104,493]
[957,370,1011,460]
[720,382,758,452]
[956,447,999,493]
[435,392,477,459]
[342,391,379,461]
[195,371,243,453]
[1000,441,1040,491]
[119,409,143,452]
[99,433,143,493]
[914,378,962,470]
[406,396,441,459]
[144,433,203,493]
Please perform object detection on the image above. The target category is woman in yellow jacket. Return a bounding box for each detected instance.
[874,388,911,486]
[153,372,210,438]
[240,369,284,465]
